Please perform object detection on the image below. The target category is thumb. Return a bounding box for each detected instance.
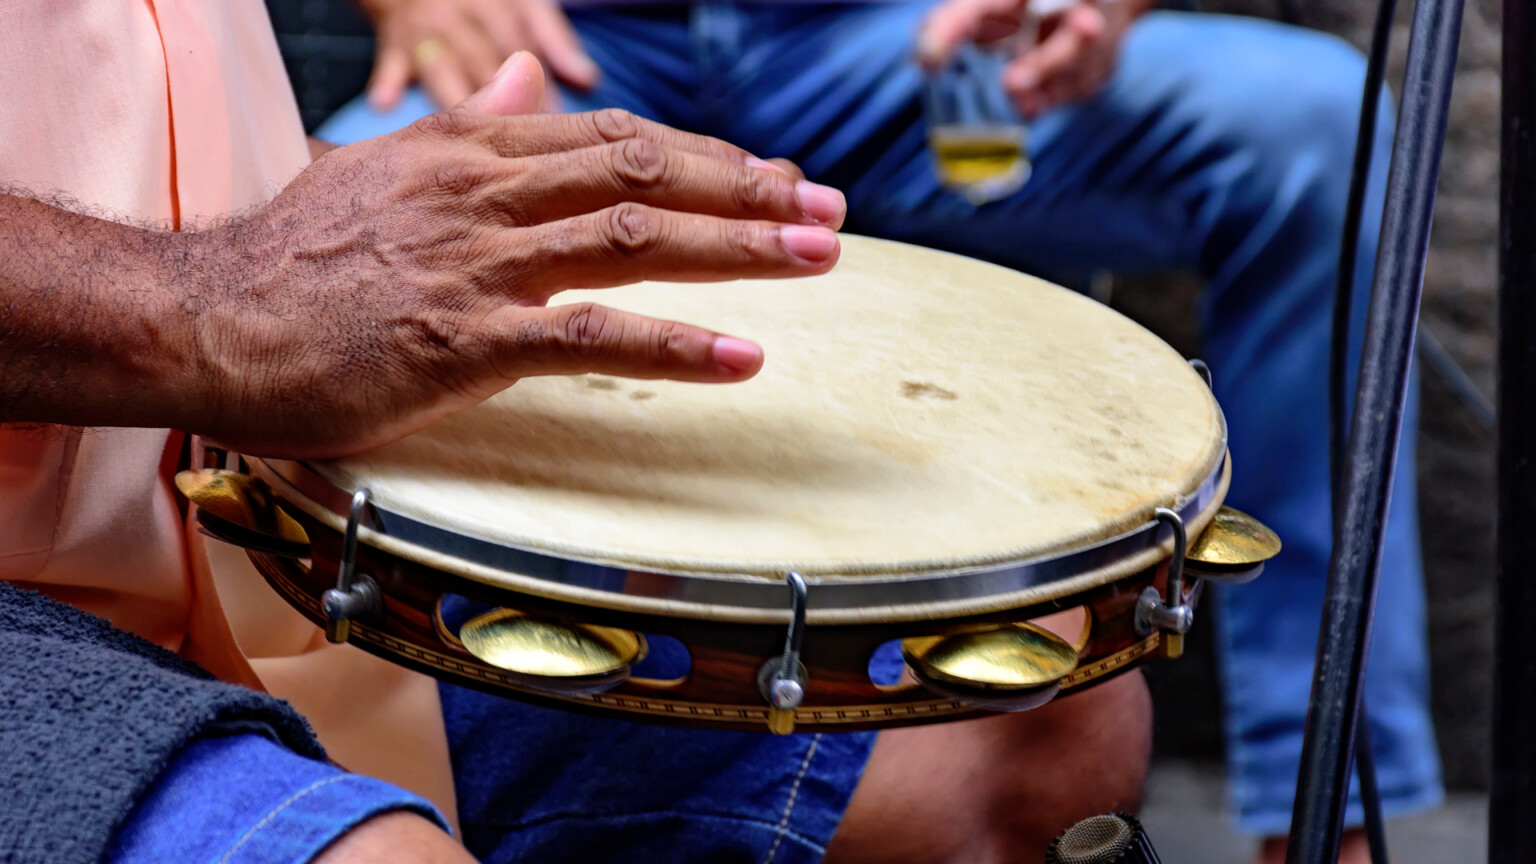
[456,51,548,116]
[916,0,1021,68]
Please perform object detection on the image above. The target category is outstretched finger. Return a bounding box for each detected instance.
[765,158,804,180]
[491,140,845,228]
[474,109,761,167]
[508,204,840,301]
[484,302,764,383]
[525,0,601,90]
[367,43,414,111]
[419,50,477,109]
[449,22,510,90]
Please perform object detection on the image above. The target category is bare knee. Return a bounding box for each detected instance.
[827,672,1152,864]
[985,672,1153,827]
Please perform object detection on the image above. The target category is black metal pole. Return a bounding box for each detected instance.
[1330,0,1400,485]
[1490,2,1536,861]
[1328,1,1402,859]
[1284,0,1464,859]
[1353,713,1389,864]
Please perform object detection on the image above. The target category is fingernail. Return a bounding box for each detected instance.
[781,225,839,263]
[795,181,846,226]
[747,156,789,174]
[1012,68,1041,91]
[712,336,763,375]
[494,51,532,82]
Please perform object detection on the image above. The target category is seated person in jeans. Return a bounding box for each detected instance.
[320,0,1446,860]
[5,4,1146,862]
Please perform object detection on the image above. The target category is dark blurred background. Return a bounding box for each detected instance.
[265,0,1500,795]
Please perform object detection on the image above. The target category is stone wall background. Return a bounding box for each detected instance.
[265,0,1504,791]
[1136,0,1501,791]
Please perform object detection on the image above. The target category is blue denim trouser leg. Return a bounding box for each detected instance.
[107,734,447,864]
[441,680,874,864]
[319,5,1442,840]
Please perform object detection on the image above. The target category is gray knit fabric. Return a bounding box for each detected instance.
[0,581,325,864]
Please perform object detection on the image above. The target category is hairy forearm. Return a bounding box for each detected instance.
[0,193,208,429]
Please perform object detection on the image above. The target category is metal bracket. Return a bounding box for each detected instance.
[758,571,809,735]
[1135,507,1195,658]
[321,488,382,643]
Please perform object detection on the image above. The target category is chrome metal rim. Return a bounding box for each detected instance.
[250,435,1227,617]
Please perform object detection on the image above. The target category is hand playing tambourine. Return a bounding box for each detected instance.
[164,54,844,458]
[360,0,600,110]
[917,0,1153,118]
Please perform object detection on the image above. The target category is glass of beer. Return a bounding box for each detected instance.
[925,42,1030,205]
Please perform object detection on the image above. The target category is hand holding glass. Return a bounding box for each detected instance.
[926,43,1030,205]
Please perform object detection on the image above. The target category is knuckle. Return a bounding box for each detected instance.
[556,302,620,361]
[427,159,493,198]
[590,108,642,143]
[647,320,688,363]
[610,139,668,190]
[410,110,477,140]
[415,312,470,356]
[731,169,783,215]
[601,203,661,258]
[727,221,771,263]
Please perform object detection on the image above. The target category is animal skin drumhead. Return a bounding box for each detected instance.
[312,235,1224,580]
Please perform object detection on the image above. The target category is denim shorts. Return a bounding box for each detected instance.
[106,734,447,864]
[444,684,879,864]
[108,643,890,864]
[107,707,875,864]
[433,598,885,864]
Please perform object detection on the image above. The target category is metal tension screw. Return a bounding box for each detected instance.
[323,488,382,643]
[769,678,805,711]
[758,571,810,734]
[1135,508,1196,658]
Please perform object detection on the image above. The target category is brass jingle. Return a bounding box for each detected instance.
[914,677,1063,713]
[1186,506,1283,572]
[458,608,646,685]
[175,469,310,552]
[902,622,1079,695]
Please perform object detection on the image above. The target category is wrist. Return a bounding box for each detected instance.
[107,227,228,431]
[165,217,278,440]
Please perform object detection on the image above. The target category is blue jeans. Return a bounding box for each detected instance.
[443,682,875,863]
[107,735,446,864]
[321,5,1442,838]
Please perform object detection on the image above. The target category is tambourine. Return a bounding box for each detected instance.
[180,235,1278,734]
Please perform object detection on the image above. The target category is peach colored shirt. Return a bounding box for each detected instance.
[0,0,456,824]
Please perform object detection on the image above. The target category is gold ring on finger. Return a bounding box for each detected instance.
[413,38,448,67]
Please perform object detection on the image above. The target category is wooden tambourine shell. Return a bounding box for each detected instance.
[181,235,1276,733]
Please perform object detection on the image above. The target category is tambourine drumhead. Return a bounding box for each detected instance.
[312,235,1223,581]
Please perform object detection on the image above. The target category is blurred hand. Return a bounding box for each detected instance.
[362,0,599,110]
[188,54,845,458]
[917,0,1148,117]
